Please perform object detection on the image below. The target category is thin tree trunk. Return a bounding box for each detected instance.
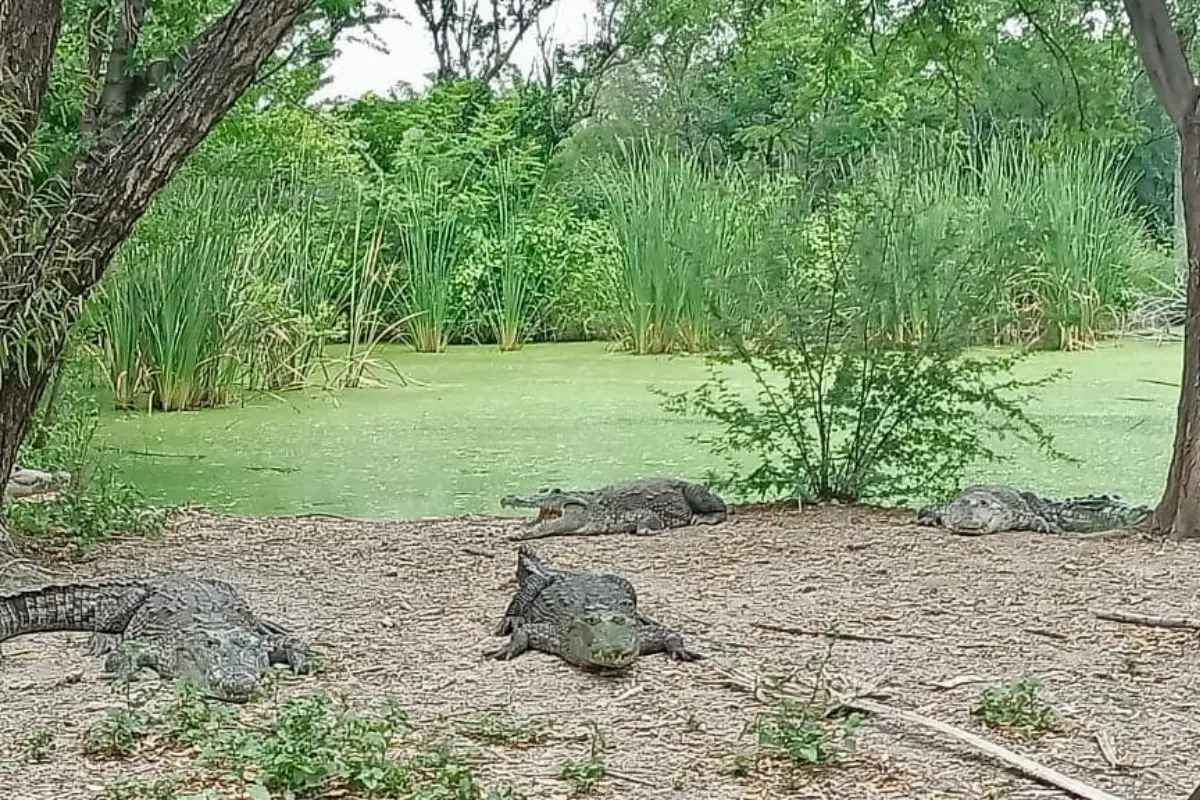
[1154,119,1200,539]
[0,358,56,555]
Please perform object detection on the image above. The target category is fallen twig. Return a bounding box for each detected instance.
[1093,731,1124,769]
[461,547,495,559]
[849,696,1122,800]
[750,621,892,644]
[928,674,992,690]
[1091,608,1200,631]
[606,769,658,788]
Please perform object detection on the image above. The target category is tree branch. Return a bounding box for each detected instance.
[0,0,66,212]
[3,0,317,348]
[1122,0,1198,131]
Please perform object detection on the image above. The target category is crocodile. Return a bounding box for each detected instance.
[500,477,728,540]
[0,574,314,702]
[915,484,1153,535]
[485,545,702,670]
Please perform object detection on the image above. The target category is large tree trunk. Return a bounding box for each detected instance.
[0,0,316,552]
[1153,121,1200,539]
[1124,0,1200,539]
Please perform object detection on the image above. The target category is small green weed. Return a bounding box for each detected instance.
[82,706,154,759]
[80,684,521,798]
[973,678,1062,736]
[557,721,608,794]
[96,776,182,800]
[459,709,551,746]
[22,727,56,762]
[746,699,866,770]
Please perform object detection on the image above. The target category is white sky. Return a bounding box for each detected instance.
[315,0,597,101]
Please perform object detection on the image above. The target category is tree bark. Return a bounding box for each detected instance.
[1124,0,1200,539]
[0,0,316,549]
[1152,121,1200,538]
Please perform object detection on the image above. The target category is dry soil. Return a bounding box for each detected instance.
[1,504,1198,799]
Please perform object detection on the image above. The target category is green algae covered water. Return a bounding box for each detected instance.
[94,340,1181,519]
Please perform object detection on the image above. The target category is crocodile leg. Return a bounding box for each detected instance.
[690,512,726,525]
[85,633,122,655]
[636,616,703,661]
[630,509,667,535]
[914,503,947,526]
[1023,513,1063,534]
[102,641,161,685]
[265,633,315,674]
[485,623,544,661]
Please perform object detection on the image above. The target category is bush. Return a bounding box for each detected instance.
[660,162,1070,507]
[9,353,166,554]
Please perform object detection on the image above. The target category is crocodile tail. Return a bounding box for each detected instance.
[0,578,149,644]
[1048,494,1154,532]
[680,482,728,516]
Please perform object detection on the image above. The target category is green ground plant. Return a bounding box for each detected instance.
[973,678,1063,737]
[556,721,609,794]
[81,684,525,799]
[8,352,166,554]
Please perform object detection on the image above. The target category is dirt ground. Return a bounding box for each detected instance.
[1,504,1198,800]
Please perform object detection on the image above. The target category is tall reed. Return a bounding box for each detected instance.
[88,174,372,410]
[483,158,542,351]
[588,139,745,354]
[389,164,465,353]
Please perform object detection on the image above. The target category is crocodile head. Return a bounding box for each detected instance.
[172,627,272,703]
[501,490,591,513]
[564,611,641,670]
[937,490,1015,534]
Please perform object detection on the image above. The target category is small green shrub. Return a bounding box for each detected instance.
[82,685,522,799]
[22,727,56,763]
[973,678,1062,736]
[9,356,166,554]
[459,709,551,746]
[556,721,608,794]
[746,699,865,768]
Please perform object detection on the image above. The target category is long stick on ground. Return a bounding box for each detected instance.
[843,697,1124,800]
[1091,608,1200,631]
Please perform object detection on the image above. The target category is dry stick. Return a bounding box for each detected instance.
[842,696,1124,800]
[750,621,893,644]
[1091,608,1200,631]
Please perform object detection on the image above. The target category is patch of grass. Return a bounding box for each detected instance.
[973,678,1062,736]
[745,699,866,770]
[556,720,608,794]
[459,709,551,746]
[22,727,56,763]
[9,355,167,555]
[588,138,745,355]
[83,707,153,759]
[81,684,525,799]
[97,776,183,800]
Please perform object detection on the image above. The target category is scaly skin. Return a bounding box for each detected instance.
[486,545,702,670]
[500,477,728,540]
[0,574,313,702]
[916,485,1153,535]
